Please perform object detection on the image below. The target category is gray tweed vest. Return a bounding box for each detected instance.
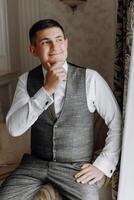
[27,63,94,162]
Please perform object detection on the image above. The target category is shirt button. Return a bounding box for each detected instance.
[110,170,113,173]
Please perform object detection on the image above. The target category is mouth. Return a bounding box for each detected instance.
[49,52,63,56]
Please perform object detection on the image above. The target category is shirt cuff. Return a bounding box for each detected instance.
[31,87,53,114]
[92,156,116,178]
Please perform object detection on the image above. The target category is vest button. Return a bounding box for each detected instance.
[54,125,58,128]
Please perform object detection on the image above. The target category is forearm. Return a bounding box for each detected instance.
[93,128,122,177]
[90,70,122,177]
[6,87,53,136]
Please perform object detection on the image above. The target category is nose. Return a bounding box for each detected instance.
[51,41,59,50]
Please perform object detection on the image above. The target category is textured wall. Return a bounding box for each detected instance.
[7,0,21,73]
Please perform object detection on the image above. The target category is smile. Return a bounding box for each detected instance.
[49,52,63,56]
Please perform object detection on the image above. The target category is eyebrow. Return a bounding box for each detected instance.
[39,35,64,43]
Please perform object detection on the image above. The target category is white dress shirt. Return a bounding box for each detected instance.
[6,62,122,178]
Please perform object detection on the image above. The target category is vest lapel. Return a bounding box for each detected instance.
[47,102,57,123]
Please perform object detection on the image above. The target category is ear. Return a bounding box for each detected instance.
[29,45,38,57]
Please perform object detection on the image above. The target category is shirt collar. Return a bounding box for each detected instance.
[42,61,68,78]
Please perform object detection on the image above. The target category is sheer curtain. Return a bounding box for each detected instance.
[113,1,134,199]
[117,28,134,200]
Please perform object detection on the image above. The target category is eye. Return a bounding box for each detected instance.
[57,38,64,42]
[41,41,45,45]
[41,40,51,45]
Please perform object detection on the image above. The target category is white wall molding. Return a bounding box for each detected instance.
[18,0,41,73]
[0,0,11,74]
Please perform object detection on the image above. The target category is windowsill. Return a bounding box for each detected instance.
[0,71,19,86]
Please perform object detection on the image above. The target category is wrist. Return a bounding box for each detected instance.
[44,85,54,96]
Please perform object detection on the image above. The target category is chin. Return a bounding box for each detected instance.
[49,57,66,64]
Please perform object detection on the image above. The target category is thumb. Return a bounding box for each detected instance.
[46,62,51,70]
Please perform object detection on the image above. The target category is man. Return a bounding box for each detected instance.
[0,19,122,200]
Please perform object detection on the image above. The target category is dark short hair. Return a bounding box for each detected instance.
[29,19,65,45]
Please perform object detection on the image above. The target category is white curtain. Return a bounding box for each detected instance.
[117,30,134,200]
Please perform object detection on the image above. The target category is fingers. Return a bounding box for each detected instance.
[81,163,90,169]
[75,164,105,185]
[76,172,95,184]
[46,62,51,69]
[75,164,92,178]
[47,62,67,80]
[88,177,99,185]
[46,61,65,70]
[44,61,67,95]
[49,70,66,82]
[50,67,66,76]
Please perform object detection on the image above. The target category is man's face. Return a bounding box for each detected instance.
[30,27,68,67]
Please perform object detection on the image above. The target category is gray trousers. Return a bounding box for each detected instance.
[0,154,105,200]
